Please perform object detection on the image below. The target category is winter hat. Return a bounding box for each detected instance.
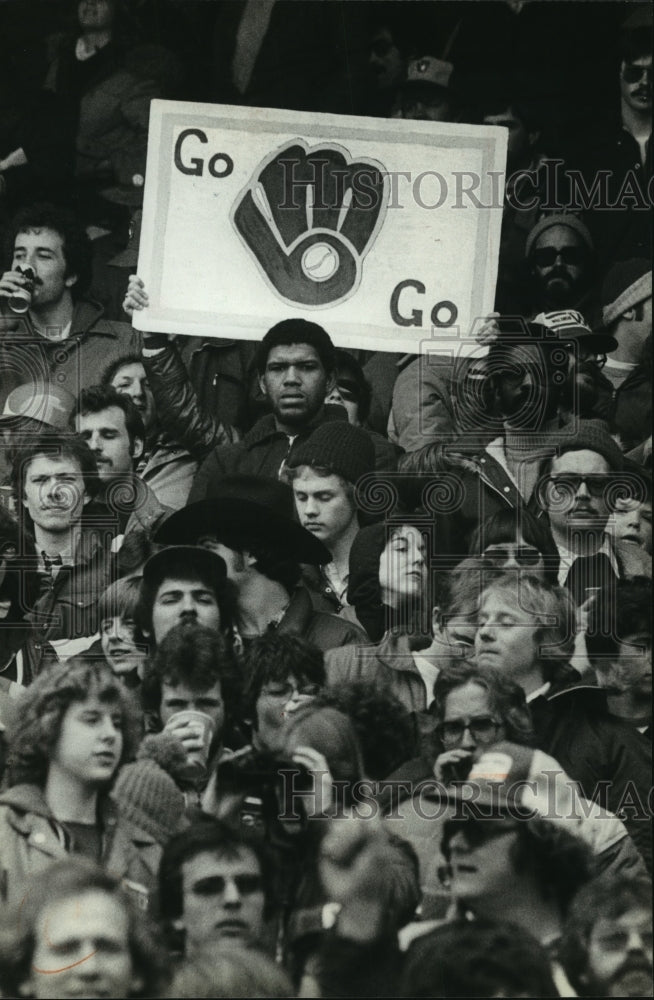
[554,419,625,471]
[525,214,594,260]
[112,733,189,844]
[288,422,375,486]
[601,258,652,326]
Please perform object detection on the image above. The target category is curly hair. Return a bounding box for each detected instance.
[243,633,325,721]
[560,875,653,996]
[315,681,417,780]
[432,663,536,749]
[0,858,170,998]
[8,203,92,299]
[5,657,141,788]
[254,318,336,375]
[441,815,594,916]
[142,622,241,727]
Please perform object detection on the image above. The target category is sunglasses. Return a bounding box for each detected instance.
[531,246,584,267]
[436,715,502,747]
[443,816,518,848]
[541,473,612,499]
[191,873,263,897]
[570,344,608,369]
[482,545,541,567]
[622,63,652,84]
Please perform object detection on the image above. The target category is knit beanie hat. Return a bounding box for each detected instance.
[288,422,375,486]
[601,258,652,326]
[112,733,189,844]
[525,213,594,259]
[555,419,625,471]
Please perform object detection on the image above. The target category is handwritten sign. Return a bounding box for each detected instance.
[134,100,507,354]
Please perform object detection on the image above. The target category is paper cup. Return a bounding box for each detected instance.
[166,710,216,771]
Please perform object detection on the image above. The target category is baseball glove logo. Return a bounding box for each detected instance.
[231,140,388,307]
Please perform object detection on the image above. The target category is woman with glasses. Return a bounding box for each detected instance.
[432,662,535,783]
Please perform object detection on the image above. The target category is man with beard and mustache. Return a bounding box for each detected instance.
[561,876,653,998]
[524,214,596,315]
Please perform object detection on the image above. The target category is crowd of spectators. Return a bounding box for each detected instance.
[0,1,651,998]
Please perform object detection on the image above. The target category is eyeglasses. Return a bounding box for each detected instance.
[436,715,502,747]
[261,681,321,700]
[482,545,542,568]
[622,63,653,84]
[531,246,584,268]
[541,473,612,500]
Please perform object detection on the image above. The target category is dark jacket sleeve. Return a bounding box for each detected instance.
[142,344,238,458]
[317,933,402,998]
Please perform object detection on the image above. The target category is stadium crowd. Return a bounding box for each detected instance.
[0,1,651,997]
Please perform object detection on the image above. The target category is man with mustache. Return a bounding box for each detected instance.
[0,203,139,411]
[537,420,627,595]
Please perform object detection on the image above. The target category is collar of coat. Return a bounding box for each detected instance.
[242,404,348,447]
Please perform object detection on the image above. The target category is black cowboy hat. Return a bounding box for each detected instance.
[153,475,330,565]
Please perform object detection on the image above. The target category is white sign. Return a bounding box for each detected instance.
[135,100,507,354]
